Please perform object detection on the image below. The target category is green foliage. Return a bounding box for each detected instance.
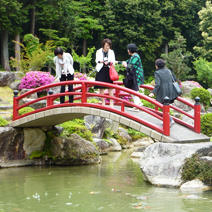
[127,128,147,141]
[193,58,212,88]
[10,34,55,74]
[181,154,212,185]
[113,133,128,146]
[201,113,212,136]
[161,32,192,82]
[194,1,212,60]
[72,47,96,72]
[0,116,9,127]
[59,119,93,142]
[19,107,35,116]
[87,98,99,103]
[190,87,211,106]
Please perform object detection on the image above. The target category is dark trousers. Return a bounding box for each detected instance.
[60,74,74,103]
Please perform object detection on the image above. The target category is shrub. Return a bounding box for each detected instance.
[201,113,212,136]
[181,154,212,186]
[0,116,9,127]
[127,128,147,141]
[19,71,55,91]
[59,119,93,142]
[190,87,211,106]
[19,107,35,116]
[74,72,88,80]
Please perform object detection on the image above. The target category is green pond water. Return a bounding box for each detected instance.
[0,150,212,212]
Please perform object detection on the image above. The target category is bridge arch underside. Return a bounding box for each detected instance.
[8,106,205,143]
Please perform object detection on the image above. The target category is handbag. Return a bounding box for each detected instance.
[109,63,119,81]
[169,70,182,95]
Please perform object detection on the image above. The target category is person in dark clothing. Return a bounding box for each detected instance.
[116,43,144,112]
[149,59,178,126]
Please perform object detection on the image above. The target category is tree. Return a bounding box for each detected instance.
[194,1,212,60]
[161,32,192,82]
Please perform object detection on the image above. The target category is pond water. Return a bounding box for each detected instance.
[0,150,212,212]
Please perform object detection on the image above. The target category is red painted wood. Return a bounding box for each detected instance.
[194,104,201,133]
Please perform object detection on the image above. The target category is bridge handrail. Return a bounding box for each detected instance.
[13,80,201,135]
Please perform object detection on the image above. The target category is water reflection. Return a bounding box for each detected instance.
[0,150,212,212]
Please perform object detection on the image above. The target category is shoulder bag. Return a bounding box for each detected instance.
[109,63,119,81]
[169,70,182,95]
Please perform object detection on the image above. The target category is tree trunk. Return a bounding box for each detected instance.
[82,38,87,73]
[0,30,11,71]
[15,33,21,72]
[30,0,36,35]
[165,43,168,55]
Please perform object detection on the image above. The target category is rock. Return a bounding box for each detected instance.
[0,71,15,86]
[117,127,132,143]
[207,88,212,96]
[93,138,110,154]
[0,160,35,168]
[181,109,194,125]
[200,156,212,164]
[206,107,212,113]
[52,126,64,135]
[0,98,3,101]
[104,119,119,134]
[0,127,25,162]
[84,115,106,139]
[181,81,201,95]
[9,81,21,90]
[0,105,13,110]
[19,89,38,99]
[108,138,122,151]
[23,128,46,156]
[180,179,211,191]
[133,137,154,147]
[19,98,46,109]
[172,98,205,113]
[51,134,100,165]
[50,83,60,94]
[139,142,212,187]
[84,122,91,130]
[131,147,147,158]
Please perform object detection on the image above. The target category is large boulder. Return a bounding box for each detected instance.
[139,142,212,187]
[181,81,201,95]
[0,127,25,165]
[93,138,110,154]
[23,128,46,156]
[172,98,205,113]
[19,98,46,109]
[180,179,211,192]
[50,134,100,165]
[84,115,106,139]
[108,138,122,151]
[0,71,15,86]
[9,81,21,90]
[117,127,132,143]
[19,89,38,99]
[104,119,119,134]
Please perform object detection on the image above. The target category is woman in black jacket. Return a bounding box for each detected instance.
[149,59,178,126]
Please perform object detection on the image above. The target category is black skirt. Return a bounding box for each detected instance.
[94,66,113,89]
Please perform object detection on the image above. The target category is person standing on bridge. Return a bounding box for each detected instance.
[149,59,178,126]
[94,38,116,107]
[116,43,144,112]
[54,47,74,104]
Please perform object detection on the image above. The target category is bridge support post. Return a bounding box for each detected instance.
[13,90,19,121]
[47,89,53,106]
[194,97,201,133]
[163,96,170,136]
[81,82,87,103]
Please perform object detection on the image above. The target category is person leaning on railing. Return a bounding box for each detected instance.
[115,43,144,112]
[149,59,178,126]
[94,38,116,107]
[53,47,75,104]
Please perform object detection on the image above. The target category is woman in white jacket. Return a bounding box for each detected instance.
[53,47,74,104]
[95,38,116,107]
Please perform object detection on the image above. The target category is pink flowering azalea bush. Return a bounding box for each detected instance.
[74,72,87,80]
[19,71,55,91]
[184,80,202,88]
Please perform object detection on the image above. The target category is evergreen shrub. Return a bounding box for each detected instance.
[182,154,212,186]
[19,107,35,116]
[0,116,9,127]
[190,87,211,106]
[201,113,212,136]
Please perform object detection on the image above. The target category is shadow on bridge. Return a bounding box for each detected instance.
[9,81,209,143]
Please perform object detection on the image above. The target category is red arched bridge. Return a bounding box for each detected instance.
[9,80,209,143]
